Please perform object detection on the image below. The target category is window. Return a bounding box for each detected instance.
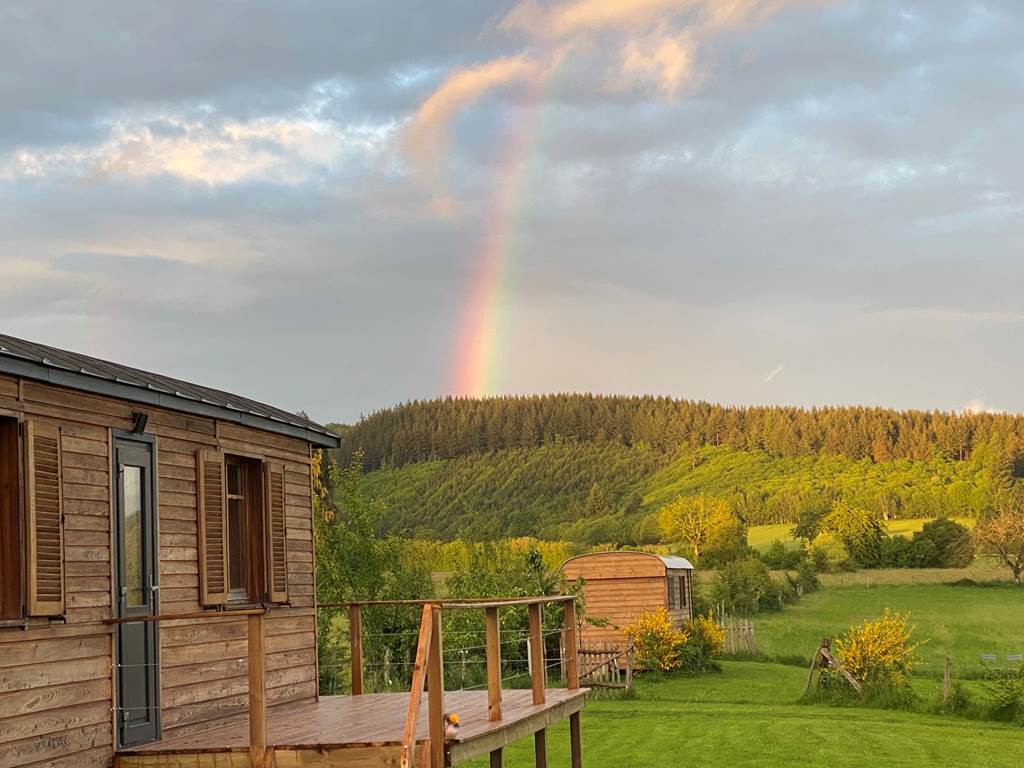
[666,574,678,610]
[197,450,288,607]
[0,417,22,620]
[224,456,265,604]
[679,575,688,608]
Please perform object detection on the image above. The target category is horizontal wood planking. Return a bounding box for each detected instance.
[0,722,111,768]
[2,374,321,763]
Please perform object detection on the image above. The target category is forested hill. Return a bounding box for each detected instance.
[334,396,1024,544]
[338,395,1024,470]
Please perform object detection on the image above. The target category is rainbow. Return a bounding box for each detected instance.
[449,72,554,398]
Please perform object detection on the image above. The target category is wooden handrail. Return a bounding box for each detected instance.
[400,604,435,768]
[316,595,574,610]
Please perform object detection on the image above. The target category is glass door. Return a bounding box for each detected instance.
[114,435,160,747]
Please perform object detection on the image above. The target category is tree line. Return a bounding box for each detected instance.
[336,394,1024,471]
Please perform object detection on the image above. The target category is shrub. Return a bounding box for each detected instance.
[622,608,725,673]
[684,612,727,670]
[822,502,886,567]
[983,665,1024,722]
[711,556,782,614]
[909,518,974,568]
[761,540,804,570]
[879,535,915,568]
[623,608,689,672]
[834,609,921,690]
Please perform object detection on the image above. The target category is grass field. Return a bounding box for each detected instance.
[747,517,974,551]
[466,661,1024,767]
[754,582,1024,676]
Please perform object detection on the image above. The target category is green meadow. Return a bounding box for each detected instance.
[466,579,1024,767]
[467,661,1023,768]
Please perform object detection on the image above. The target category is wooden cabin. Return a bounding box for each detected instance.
[0,334,586,768]
[562,551,694,648]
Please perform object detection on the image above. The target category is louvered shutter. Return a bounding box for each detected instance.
[263,462,288,603]
[196,450,228,606]
[25,421,64,616]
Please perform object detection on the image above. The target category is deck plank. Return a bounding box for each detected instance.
[119,689,586,758]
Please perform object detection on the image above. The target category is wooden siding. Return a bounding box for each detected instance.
[562,552,684,648]
[0,375,318,768]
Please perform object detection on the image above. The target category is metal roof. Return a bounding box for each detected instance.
[561,551,694,571]
[0,334,340,448]
[656,555,694,570]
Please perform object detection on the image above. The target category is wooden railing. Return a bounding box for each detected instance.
[319,596,582,768]
[104,608,273,767]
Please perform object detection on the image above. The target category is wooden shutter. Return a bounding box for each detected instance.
[263,462,288,603]
[25,421,64,616]
[196,450,228,606]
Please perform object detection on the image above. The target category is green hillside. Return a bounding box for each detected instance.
[359,442,1000,543]
[339,395,1022,545]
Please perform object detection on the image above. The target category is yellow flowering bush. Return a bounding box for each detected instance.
[691,612,727,657]
[623,609,726,672]
[834,609,921,689]
[623,608,689,672]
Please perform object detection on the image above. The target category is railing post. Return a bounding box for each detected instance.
[564,598,582,768]
[247,612,270,768]
[528,603,545,705]
[563,597,579,690]
[485,606,503,721]
[485,605,504,768]
[528,603,547,768]
[427,605,445,768]
[349,604,364,695]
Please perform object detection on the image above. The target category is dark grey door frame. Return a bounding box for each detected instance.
[113,431,161,747]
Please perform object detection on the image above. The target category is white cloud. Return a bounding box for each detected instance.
[0,104,399,187]
[764,363,785,383]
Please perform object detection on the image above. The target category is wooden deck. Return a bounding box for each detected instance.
[116,689,587,767]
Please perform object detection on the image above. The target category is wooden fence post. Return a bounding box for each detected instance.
[349,604,363,695]
[625,639,634,692]
[248,612,270,768]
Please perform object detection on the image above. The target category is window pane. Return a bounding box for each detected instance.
[227,463,242,496]
[228,497,247,593]
[123,466,145,607]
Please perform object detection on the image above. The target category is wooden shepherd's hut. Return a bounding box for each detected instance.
[562,551,694,648]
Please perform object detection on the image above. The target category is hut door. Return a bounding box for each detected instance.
[114,435,161,747]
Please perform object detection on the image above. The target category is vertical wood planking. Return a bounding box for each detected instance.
[349,604,363,696]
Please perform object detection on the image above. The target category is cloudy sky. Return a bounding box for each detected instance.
[2,1,1022,424]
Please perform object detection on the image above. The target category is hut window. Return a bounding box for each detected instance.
[667,575,678,610]
[0,417,22,619]
[678,575,688,608]
[224,455,265,603]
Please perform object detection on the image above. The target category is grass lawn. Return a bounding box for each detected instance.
[466,662,1023,767]
[754,582,1024,676]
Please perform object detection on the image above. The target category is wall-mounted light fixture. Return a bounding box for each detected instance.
[131,411,149,435]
